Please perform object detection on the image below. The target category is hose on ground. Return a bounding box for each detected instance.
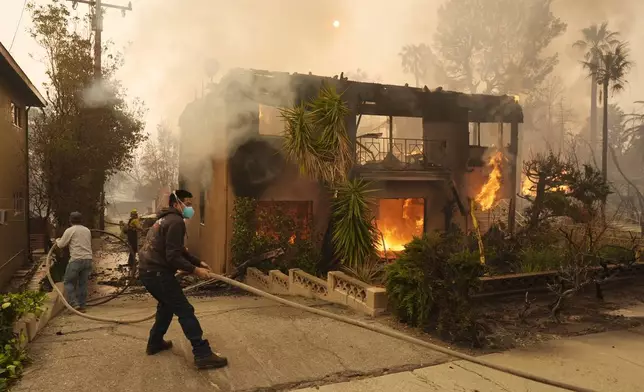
[54,230,136,307]
[45,243,595,392]
[46,243,219,323]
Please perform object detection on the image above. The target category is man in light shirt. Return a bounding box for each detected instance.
[56,211,93,313]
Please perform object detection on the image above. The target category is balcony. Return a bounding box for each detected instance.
[355,135,450,181]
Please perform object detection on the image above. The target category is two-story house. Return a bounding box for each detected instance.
[0,42,46,289]
[178,69,523,273]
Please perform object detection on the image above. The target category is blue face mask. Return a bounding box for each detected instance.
[182,206,195,219]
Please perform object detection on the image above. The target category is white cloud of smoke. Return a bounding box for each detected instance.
[98,0,643,177]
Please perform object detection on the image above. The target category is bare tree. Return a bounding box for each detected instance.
[140,123,180,191]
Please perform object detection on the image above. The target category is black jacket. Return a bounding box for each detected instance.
[138,208,201,273]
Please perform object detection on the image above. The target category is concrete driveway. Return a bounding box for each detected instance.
[12,294,447,392]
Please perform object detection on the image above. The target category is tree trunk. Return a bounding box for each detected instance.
[528,176,547,229]
[602,81,609,180]
[590,75,598,156]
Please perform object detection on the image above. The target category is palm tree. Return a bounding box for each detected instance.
[573,22,620,157]
[582,42,632,180]
[399,44,432,87]
[280,86,380,270]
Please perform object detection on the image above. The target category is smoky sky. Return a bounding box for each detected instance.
[111,0,642,137]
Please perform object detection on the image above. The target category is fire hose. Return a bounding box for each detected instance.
[45,235,595,392]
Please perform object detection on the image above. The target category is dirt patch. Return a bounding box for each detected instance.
[284,281,644,357]
[475,282,644,351]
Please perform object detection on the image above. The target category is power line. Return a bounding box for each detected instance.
[9,0,28,52]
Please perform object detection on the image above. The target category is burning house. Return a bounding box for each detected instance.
[178,69,523,273]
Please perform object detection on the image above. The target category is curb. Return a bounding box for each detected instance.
[13,282,67,348]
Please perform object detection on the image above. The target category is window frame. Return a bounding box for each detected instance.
[13,191,25,217]
[10,102,22,128]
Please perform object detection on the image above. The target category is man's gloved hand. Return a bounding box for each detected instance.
[199,261,211,270]
[193,267,211,279]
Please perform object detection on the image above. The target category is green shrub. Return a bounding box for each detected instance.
[385,233,484,345]
[230,197,258,267]
[597,245,636,265]
[482,223,520,274]
[289,238,321,276]
[518,246,564,273]
[0,291,47,389]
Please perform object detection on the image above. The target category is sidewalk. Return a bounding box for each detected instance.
[13,295,447,392]
[12,293,644,392]
[294,327,644,391]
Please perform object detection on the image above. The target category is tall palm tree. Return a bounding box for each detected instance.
[399,44,432,87]
[582,42,632,180]
[573,23,620,157]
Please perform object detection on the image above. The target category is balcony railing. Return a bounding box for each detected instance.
[355,136,447,170]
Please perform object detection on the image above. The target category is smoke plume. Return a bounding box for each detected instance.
[96,0,644,178]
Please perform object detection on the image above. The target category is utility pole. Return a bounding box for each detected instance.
[68,0,132,78]
[67,0,132,230]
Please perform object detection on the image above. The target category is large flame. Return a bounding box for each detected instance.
[377,198,424,253]
[475,151,504,211]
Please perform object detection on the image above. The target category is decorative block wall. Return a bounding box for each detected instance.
[244,268,387,317]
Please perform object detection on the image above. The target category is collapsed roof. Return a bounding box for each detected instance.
[218,68,523,124]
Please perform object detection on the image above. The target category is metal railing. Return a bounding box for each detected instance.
[355,136,447,169]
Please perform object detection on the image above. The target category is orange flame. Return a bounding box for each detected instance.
[521,175,534,196]
[377,198,424,253]
[476,151,504,211]
[520,174,571,196]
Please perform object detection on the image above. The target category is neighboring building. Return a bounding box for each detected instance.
[179,69,523,274]
[0,42,46,289]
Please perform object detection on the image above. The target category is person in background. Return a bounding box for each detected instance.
[56,211,93,313]
[138,189,227,369]
[125,209,142,269]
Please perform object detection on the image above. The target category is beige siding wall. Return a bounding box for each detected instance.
[0,79,28,288]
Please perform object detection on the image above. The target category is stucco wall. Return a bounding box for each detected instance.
[0,79,28,288]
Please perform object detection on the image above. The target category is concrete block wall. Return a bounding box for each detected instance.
[245,268,387,317]
[13,282,67,349]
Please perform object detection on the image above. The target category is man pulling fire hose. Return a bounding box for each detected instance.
[44,191,596,392]
[137,189,228,370]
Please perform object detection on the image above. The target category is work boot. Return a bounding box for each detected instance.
[195,352,228,370]
[146,340,173,355]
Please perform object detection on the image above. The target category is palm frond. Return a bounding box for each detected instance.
[280,84,353,185]
[332,179,379,270]
[280,104,327,181]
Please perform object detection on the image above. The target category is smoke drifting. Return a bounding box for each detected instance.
[551,0,643,115]
[82,80,118,108]
[101,0,643,177]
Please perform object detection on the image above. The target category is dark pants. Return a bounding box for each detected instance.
[127,234,138,268]
[140,271,212,358]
